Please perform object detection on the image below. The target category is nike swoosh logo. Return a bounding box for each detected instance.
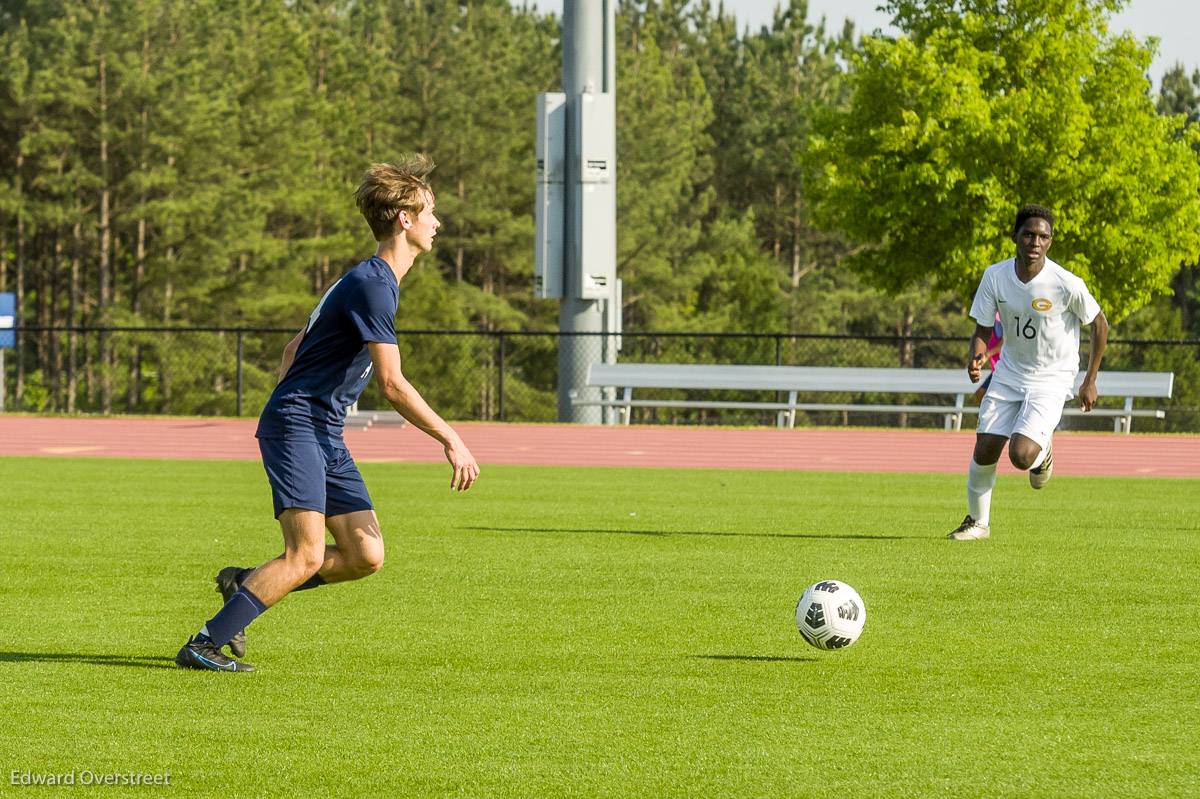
[195,653,237,671]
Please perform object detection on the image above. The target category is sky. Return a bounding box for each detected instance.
[784,0,1196,80]
[519,0,1198,82]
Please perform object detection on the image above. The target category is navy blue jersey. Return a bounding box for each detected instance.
[256,257,398,443]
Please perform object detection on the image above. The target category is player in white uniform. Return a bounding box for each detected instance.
[948,205,1109,540]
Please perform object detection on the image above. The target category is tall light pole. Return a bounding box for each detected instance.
[535,0,620,423]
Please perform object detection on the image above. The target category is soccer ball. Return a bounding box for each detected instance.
[795,580,866,650]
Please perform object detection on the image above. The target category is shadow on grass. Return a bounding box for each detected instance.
[463,526,906,541]
[0,651,176,670]
[693,654,818,663]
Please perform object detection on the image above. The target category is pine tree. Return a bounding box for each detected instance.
[614,6,715,331]
[1156,63,1200,336]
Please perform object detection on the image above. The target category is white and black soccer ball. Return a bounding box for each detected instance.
[795,580,866,650]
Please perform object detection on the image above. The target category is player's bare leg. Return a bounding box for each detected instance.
[949,433,1007,540]
[240,509,384,606]
[242,509,330,607]
[972,433,1008,466]
[321,510,385,583]
[194,510,383,667]
[178,510,325,671]
[1024,435,1054,489]
[1007,433,1043,471]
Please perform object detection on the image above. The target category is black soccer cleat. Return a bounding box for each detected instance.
[215,566,251,658]
[175,636,254,672]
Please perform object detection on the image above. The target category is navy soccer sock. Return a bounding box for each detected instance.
[195,586,268,649]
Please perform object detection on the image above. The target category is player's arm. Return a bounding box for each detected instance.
[966,324,992,383]
[1078,310,1109,412]
[367,341,479,491]
[278,328,305,383]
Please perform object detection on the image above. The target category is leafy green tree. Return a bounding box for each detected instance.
[807,0,1200,322]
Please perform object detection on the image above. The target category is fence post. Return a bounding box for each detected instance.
[236,329,244,417]
[497,332,506,422]
[773,334,783,426]
[15,324,22,408]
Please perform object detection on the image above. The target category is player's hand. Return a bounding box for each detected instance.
[1078,378,1099,412]
[967,353,986,383]
[445,438,479,492]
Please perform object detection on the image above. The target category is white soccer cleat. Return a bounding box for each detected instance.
[1029,437,1054,490]
[947,515,990,540]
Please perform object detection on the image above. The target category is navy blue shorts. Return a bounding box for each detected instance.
[258,438,374,519]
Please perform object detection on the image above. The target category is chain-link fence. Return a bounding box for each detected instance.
[3,326,1197,432]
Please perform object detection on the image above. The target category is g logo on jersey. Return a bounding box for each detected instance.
[1032,298,1052,312]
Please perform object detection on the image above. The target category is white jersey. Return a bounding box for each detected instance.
[970,257,1101,398]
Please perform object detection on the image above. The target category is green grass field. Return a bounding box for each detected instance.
[1,456,1197,798]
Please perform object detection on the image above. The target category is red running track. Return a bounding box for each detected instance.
[0,416,1196,477]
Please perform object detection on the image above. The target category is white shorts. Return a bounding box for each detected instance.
[977,385,1068,448]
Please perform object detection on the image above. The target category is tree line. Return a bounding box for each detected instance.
[1,0,1198,416]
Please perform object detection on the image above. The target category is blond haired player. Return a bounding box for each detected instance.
[176,156,479,670]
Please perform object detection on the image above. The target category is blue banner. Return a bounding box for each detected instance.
[0,292,14,348]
